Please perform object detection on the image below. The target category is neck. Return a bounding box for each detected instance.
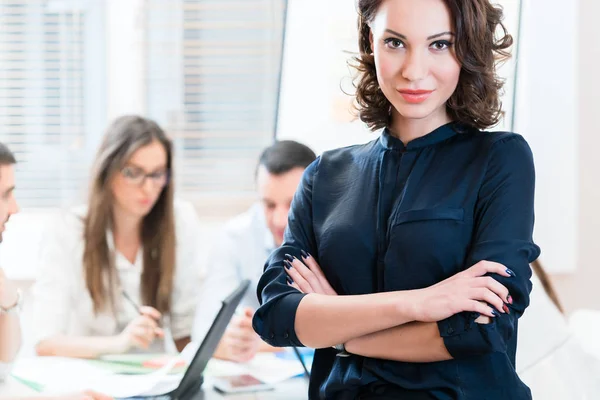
[111,205,142,245]
[389,108,451,144]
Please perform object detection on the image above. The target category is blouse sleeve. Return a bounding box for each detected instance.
[437,135,541,358]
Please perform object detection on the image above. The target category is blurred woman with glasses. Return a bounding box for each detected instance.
[31,115,203,358]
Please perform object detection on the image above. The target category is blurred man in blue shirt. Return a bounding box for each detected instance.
[193,140,316,362]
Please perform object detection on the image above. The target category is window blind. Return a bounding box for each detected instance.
[0,0,96,208]
[0,0,286,218]
[145,0,286,218]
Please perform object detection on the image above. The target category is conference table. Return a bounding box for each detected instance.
[0,375,309,399]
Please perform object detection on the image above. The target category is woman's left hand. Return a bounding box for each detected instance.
[284,252,337,296]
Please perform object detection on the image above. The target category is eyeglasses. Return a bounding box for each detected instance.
[120,165,169,188]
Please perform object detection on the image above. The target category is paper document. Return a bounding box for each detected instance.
[204,352,306,385]
[11,356,113,390]
[11,343,199,398]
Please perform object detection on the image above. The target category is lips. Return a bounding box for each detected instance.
[397,89,434,104]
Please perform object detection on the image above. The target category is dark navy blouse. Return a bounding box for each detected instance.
[253,122,541,400]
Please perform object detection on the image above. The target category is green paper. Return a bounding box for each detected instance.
[12,375,45,392]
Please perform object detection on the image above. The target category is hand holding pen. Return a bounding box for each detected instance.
[118,291,165,352]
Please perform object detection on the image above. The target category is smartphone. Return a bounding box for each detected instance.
[212,374,274,394]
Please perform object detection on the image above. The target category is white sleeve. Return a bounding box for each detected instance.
[191,223,242,342]
[170,201,205,340]
[0,362,11,382]
[31,212,78,345]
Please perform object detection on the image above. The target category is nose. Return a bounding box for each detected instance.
[273,207,289,231]
[401,49,428,82]
[9,195,19,215]
[141,176,155,195]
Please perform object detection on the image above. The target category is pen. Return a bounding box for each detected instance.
[122,290,141,314]
[122,290,164,330]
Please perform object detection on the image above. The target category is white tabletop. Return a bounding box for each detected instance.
[0,376,309,399]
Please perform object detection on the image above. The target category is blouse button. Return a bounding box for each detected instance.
[270,332,275,339]
[447,326,455,335]
[283,332,289,339]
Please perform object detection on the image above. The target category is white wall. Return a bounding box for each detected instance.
[513,0,578,273]
[277,0,579,274]
[106,0,146,120]
[276,0,373,153]
[553,0,600,313]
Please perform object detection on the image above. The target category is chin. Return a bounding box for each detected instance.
[272,235,284,247]
[394,104,439,120]
[128,205,153,218]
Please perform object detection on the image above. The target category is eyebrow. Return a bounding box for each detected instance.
[385,29,455,40]
[125,162,167,172]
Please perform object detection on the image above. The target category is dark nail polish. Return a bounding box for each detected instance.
[286,276,294,285]
[506,268,516,277]
[284,254,294,263]
[503,304,510,314]
[283,260,292,270]
[507,295,513,304]
[491,309,499,317]
[300,249,309,259]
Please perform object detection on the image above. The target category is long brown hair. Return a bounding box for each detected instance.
[353,0,513,131]
[531,260,564,314]
[83,115,176,314]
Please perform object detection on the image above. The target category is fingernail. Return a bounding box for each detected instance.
[284,254,294,263]
[286,276,293,285]
[300,249,309,259]
[507,294,513,304]
[503,304,510,314]
[491,309,499,317]
[506,268,516,277]
[283,260,293,270]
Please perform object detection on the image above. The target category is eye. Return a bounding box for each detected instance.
[148,169,167,179]
[383,37,405,49]
[430,40,453,51]
[122,166,142,179]
[262,201,276,210]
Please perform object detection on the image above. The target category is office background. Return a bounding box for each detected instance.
[0,0,596,315]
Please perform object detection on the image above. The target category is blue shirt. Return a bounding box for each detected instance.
[253,122,541,400]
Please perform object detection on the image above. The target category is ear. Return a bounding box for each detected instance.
[369,29,374,53]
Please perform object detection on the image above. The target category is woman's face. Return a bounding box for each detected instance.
[370,0,461,126]
[110,140,169,219]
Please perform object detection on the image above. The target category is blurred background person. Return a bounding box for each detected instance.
[193,140,316,362]
[32,116,203,358]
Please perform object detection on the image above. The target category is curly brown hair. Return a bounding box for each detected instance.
[353,0,513,131]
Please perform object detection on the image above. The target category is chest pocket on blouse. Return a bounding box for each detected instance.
[385,207,470,290]
[393,207,464,225]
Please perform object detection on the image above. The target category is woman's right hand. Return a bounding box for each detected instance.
[117,306,164,352]
[407,261,513,323]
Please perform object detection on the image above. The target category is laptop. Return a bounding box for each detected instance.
[130,279,250,400]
